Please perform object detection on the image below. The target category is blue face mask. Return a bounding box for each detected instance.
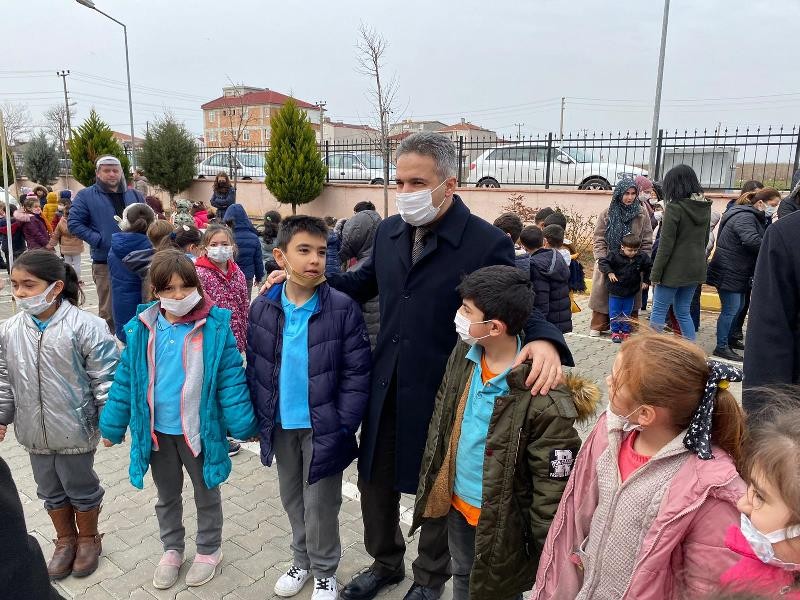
[606,404,643,433]
[739,513,800,571]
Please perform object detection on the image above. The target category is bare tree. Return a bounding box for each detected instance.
[44,104,75,158]
[356,23,399,217]
[222,79,259,189]
[0,102,32,145]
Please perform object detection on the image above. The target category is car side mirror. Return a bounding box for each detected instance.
[353,164,364,171]
[556,154,572,164]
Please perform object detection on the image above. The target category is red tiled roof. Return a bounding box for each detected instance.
[438,121,488,132]
[329,121,378,131]
[201,89,317,110]
[387,131,412,141]
[112,131,144,143]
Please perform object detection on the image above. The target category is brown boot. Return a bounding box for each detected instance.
[72,506,103,577]
[47,505,77,580]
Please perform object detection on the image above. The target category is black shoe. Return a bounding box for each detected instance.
[713,346,743,362]
[402,583,444,600]
[227,438,241,456]
[340,568,405,600]
[729,338,745,351]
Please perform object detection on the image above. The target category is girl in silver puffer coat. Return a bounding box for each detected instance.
[0,250,119,581]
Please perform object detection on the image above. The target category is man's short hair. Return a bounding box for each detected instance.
[535,207,555,224]
[542,224,565,247]
[493,212,524,242]
[276,215,329,250]
[353,201,375,213]
[621,234,642,249]
[456,265,533,336]
[519,225,544,251]
[544,211,567,229]
[396,132,457,180]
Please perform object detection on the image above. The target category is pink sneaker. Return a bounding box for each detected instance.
[185,549,223,587]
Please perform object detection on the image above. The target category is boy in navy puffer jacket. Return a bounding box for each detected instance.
[246,215,371,599]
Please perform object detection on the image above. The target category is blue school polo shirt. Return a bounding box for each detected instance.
[453,338,521,508]
[153,312,193,435]
[277,285,318,429]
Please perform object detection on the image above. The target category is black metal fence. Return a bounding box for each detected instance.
[193,125,800,191]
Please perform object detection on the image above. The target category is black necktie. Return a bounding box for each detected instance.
[411,226,430,265]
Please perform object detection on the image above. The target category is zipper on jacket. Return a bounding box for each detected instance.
[36,330,48,447]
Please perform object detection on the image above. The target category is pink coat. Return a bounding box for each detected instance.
[534,412,746,600]
[720,525,800,598]
[195,256,249,352]
[193,210,209,229]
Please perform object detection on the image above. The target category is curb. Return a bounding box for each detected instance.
[582,279,720,312]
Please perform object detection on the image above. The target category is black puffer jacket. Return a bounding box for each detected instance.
[530,248,572,333]
[706,205,766,293]
[777,169,800,219]
[339,210,382,349]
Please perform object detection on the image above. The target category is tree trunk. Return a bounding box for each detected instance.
[292,202,297,215]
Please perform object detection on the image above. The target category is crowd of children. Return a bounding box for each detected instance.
[0,184,799,600]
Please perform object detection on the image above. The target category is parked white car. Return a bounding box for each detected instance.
[323,152,395,185]
[466,144,647,189]
[196,151,266,181]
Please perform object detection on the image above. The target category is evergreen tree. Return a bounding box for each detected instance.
[265,99,326,214]
[23,131,59,185]
[139,115,197,200]
[68,109,130,187]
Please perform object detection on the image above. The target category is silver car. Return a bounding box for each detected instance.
[324,152,395,185]
[197,151,266,181]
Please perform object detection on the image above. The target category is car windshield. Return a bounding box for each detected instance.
[236,153,264,168]
[560,147,592,163]
[355,153,386,169]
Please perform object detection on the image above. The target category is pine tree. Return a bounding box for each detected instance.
[139,115,197,201]
[68,109,131,187]
[265,99,326,214]
[23,131,60,185]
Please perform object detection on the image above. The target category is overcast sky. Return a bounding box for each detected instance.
[4,0,799,141]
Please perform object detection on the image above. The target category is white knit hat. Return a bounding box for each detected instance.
[95,155,122,169]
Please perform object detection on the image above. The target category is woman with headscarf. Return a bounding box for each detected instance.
[210,172,235,221]
[588,177,654,336]
[648,165,712,342]
[339,207,382,349]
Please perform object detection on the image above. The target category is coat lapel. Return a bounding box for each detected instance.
[388,217,412,273]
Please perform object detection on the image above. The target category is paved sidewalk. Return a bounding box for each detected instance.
[0,257,742,599]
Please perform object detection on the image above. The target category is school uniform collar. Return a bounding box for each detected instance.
[464,336,522,392]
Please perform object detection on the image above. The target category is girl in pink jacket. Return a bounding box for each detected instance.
[195,224,249,352]
[719,387,800,598]
[534,333,746,600]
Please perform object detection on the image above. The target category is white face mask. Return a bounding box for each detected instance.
[654,211,663,222]
[159,289,202,318]
[606,404,643,433]
[764,204,778,218]
[454,310,491,346]
[740,513,800,571]
[396,179,448,226]
[15,281,59,316]
[207,245,233,263]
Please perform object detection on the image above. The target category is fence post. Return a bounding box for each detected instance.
[544,133,553,189]
[793,127,800,177]
[457,136,464,187]
[654,129,664,181]
[325,140,330,182]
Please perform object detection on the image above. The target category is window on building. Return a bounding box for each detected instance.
[208,111,216,122]
[242,129,250,142]
[263,127,271,140]
[209,131,217,142]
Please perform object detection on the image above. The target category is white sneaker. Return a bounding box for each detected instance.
[274,566,311,597]
[311,576,338,600]
[589,329,602,338]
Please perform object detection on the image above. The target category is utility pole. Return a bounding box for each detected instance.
[57,70,73,189]
[316,101,327,144]
[514,123,524,140]
[559,97,566,142]
[648,0,671,177]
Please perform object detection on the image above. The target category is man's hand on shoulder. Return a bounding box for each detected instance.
[513,340,564,396]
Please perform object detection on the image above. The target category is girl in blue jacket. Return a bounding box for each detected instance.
[100,249,258,591]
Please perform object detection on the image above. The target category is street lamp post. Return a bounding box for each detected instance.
[76,0,136,169]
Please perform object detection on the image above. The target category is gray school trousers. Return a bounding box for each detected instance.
[273,426,343,578]
[150,432,222,555]
[29,451,104,512]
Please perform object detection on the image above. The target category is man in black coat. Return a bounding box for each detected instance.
[263,133,572,600]
[744,209,800,411]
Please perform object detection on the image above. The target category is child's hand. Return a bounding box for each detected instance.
[102,436,123,447]
[608,273,618,283]
[641,283,649,290]
[0,424,6,442]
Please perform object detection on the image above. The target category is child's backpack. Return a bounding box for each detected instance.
[568,260,586,293]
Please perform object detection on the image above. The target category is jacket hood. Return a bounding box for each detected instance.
[121,247,154,278]
[676,193,713,225]
[531,248,569,282]
[111,231,152,258]
[195,255,240,279]
[506,369,600,422]
[720,204,765,231]
[224,203,257,233]
[340,209,382,263]
[46,192,59,205]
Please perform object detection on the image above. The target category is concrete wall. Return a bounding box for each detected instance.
[9,177,736,223]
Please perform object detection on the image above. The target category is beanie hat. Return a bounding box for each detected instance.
[59,190,72,199]
[634,175,653,193]
[95,155,122,169]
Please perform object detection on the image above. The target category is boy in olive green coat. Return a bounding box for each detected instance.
[411,266,599,600]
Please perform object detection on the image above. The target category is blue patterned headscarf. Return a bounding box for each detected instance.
[683,360,744,460]
[604,177,641,252]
